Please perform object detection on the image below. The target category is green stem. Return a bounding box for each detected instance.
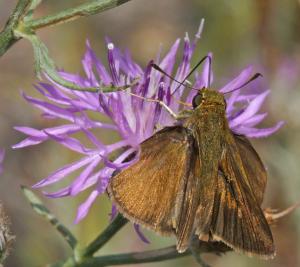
[0,0,32,57]
[83,214,128,257]
[80,246,190,267]
[79,240,230,267]
[25,0,132,30]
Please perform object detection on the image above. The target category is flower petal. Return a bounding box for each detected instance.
[134,224,150,244]
[33,155,97,188]
[109,205,118,221]
[107,43,120,85]
[70,158,101,196]
[235,121,284,138]
[22,92,75,121]
[82,41,99,85]
[243,113,268,127]
[75,190,99,223]
[44,169,102,198]
[12,136,45,148]
[219,66,253,93]
[0,149,5,174]
[229,90,270,128]
[86,40,112,84]
[44,131,92,154]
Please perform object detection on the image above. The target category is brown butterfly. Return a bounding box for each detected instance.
[108,63,275,259]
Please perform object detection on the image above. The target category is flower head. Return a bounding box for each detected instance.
[13,24,283,225]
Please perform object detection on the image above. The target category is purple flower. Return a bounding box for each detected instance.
[13,24,283,227]
[0,149,4,174]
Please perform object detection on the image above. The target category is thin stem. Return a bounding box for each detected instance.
[78,240,229,267]
[83,214,128,257]
[80,246,190,267]
[25,0,132,30]
[0,0,32,57]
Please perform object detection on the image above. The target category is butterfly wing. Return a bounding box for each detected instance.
[196,132,274,258]
[234,134,267,204]
[108,126,199,237]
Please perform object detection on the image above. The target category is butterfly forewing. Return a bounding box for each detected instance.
[108,126,198,236]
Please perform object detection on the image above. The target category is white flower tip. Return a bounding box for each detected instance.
[159,81,165,88]
[85,39,91,47]
[196,19,205,39]
[107,43,114,50]
[184,32,190,41]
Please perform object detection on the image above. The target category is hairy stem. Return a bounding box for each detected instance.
[0,0,32,57]
[0,0,133,58]
[25,0,132,30]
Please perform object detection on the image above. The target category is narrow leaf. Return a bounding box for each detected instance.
[21,186,77,249]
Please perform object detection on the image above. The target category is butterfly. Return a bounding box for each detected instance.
[108,62,275,259]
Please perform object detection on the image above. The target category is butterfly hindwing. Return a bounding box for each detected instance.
[206,132,274,258]
[234,134,267,204]
[175,141,201,252]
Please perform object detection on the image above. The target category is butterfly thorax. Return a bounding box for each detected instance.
[184,89,228,152]
[183,89,229,197]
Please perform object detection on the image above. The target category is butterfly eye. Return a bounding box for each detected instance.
[192,92,203,108]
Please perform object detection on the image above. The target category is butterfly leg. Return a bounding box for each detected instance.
[177,109,194,119]
[129,92,179,119]
[190,237,212,267]
[129,93,195,121]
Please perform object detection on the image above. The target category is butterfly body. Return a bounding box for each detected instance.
[108,89,275,259]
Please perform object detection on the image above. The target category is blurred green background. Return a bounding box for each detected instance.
[0,0,300,266]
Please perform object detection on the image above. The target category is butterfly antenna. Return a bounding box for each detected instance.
[224,73,263,94]
[150,64,197,92]
[151,55,212,95]
[173,54,212,95]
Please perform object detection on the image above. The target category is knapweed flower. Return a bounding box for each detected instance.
[13,24,283,226]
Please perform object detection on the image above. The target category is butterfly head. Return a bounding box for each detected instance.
[192,88,226,109]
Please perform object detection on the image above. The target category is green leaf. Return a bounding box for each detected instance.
[21,186,77,249]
